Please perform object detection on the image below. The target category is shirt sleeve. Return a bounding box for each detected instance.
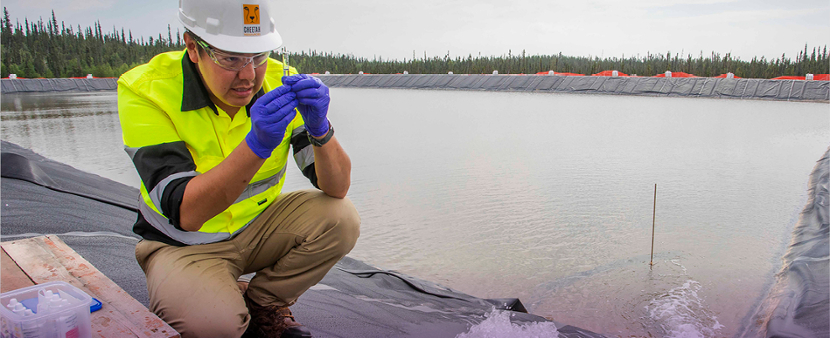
[118,81,197,230]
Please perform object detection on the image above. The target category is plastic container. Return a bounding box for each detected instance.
[1,281,92,338]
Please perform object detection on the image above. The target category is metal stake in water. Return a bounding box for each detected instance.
[282,47,290,77]
[650,184,657,268]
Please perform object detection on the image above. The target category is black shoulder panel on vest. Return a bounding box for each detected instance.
[132,141,197,224]
[291,129,319,189]
[161,176,191,229]
[132,141,196,192]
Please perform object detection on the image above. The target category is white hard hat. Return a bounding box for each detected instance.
[178,0,282,53]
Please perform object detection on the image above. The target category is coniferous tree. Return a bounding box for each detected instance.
[0,8,827,78]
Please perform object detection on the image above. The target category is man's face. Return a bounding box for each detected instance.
[184,34,268,114]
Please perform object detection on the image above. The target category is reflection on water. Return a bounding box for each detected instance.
[1,92,139,187]
[2,90,828,337]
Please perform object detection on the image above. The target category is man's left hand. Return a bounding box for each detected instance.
[283,74,330,137]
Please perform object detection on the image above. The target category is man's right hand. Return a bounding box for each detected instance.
[246,85,298,159]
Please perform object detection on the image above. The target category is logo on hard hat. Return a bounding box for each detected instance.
[243,4,260,24]
[242,4,261,36]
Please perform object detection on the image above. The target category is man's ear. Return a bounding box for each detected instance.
[183,33,200,64]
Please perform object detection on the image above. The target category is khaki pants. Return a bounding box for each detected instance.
[135,190,360,338]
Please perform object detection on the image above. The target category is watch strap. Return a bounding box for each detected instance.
[308,124,334,147]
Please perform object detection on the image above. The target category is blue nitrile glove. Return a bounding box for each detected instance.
[282,74,330,137]
[245,85,298,159]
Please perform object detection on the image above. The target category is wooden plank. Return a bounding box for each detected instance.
[1,236,179,338]
[2,238,83,288]
[2,237,142,338]
[1,248,35,292]
[41,235,178,338]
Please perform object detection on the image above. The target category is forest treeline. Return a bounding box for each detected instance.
[2,8,828,79]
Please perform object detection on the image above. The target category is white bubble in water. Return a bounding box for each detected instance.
[645,280,724,338]
[456,310,559,338]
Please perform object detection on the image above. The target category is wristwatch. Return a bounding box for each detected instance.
[308,124,334,147]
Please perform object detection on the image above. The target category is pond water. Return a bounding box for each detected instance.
[2,89,828,337]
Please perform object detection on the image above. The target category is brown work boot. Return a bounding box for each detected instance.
[243,293,313,338]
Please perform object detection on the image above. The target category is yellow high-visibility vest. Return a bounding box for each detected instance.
[118,50,311,246]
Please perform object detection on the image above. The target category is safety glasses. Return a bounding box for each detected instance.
[196,40,271,71]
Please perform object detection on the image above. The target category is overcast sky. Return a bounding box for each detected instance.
[4,0,829,62]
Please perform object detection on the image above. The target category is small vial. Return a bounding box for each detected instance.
[282,47,290,77]
[57,312,79,338]
[12,302,26,315]
[6,298,19,310]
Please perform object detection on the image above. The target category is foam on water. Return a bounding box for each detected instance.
[456,310,559,338]
[645,280,724,338]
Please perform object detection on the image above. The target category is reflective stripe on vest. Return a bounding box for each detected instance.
[293,146,314,170]
[290,125,315,170]
[148,171,199,209]
[139,166,287,245]
[139,199,232,245]
[232,166,286,204]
